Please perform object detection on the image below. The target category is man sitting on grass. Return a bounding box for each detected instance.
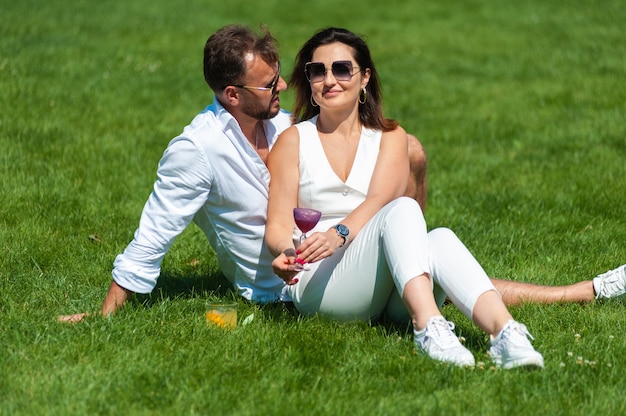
[59,24,626,323]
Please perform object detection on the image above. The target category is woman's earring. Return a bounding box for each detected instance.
[359,88,367,104]
[310,95,319,107]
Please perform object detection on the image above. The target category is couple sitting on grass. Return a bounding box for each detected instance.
[59,24,626,370]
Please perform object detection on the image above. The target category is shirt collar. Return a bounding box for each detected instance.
[208,97,288,149]
[210,98,240,130]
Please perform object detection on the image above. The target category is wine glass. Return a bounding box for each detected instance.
[294,207,322,243]
[293,207,322,270]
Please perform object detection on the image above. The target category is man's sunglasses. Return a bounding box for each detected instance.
[231,62,281,94]
[304,60,361,83]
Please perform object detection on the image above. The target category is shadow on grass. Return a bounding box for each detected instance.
[133,270,234,308]
[373,314,412,336]
[153,270,234,298]
[132,270,300,323]
[373,301,491,352]
[130,272,491,345]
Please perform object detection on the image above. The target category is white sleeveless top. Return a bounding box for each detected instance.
[295,116,382,235]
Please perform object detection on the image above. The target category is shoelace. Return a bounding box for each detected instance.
[505,321,535,343]
[427,318,460,348]
[597,266,626,297]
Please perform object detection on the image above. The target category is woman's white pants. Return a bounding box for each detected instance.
[287,197,496,322]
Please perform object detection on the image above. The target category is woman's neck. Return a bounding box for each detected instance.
[316,108,361,138]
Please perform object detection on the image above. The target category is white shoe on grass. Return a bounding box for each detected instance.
[489,320,544,369]
[593,264,626,300]
[414,316,475,367]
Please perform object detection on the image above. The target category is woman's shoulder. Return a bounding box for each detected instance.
[294,116,318,128]
[292,116,319,137]
[273,122,304,151]
[385,124,407,135]
[379,125,408,141]
[362,124,406,140]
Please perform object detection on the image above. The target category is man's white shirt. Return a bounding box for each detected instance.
[112,99,293,302]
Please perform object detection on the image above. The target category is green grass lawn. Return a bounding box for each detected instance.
[1,0,625,414]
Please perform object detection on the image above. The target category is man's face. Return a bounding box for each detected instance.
[238,56,286,120]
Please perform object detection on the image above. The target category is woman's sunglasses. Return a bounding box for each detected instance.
[304,60,361,83]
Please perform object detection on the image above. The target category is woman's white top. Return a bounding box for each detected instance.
[295,116,382,236]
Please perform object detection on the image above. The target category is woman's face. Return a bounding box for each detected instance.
[308,42,370,111]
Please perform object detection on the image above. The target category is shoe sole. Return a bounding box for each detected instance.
[497,356,545,370]
[416,348,476,367]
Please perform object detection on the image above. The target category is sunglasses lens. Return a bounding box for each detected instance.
[332,61,353,81]
[306,63,326,82]
[271,62,281,93]
[305,61,356,82]
[270,75,280,93]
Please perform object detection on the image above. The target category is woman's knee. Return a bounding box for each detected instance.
[428,227,458,245]
[380,198,426,232]
[387,196,422,215]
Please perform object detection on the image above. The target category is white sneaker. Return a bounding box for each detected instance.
[593,264,626,300]
[489,320,544,369]
[414,316,475,367]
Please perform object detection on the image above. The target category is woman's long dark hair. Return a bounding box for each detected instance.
[290,27,398,132]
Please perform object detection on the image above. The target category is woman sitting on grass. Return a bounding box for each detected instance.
[265,27,544,369]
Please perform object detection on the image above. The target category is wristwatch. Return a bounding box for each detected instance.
[333,224,350,247]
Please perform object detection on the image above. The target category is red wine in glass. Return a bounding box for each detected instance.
[293,208,322,270]
[294,208,322,240]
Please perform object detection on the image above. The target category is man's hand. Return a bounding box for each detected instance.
[58,280,133,323]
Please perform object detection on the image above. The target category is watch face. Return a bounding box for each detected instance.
[336,224,349,237]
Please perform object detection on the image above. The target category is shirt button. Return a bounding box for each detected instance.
[341,190,348,196]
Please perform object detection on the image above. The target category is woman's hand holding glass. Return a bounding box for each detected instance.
[272,207,342,281]
[272,248,301,285]
[294,229,341,266]
[293,208,322,271]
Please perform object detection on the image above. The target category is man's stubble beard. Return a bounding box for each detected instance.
[242,96,280,120]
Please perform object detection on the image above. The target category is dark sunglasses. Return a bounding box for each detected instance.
[304,60,361,83]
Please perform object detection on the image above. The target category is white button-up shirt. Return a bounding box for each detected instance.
[112,99,293,302]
